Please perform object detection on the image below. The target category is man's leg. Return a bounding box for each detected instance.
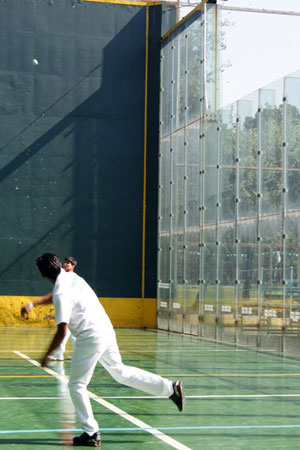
[99,342,173,397]
[69,342,101,435]
[99,336,185,411]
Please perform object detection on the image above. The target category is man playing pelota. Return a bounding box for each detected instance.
[21,253,185,447]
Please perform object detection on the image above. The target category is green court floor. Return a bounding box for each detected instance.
[1,328,300,449]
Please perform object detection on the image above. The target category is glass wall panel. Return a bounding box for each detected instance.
[173,34,186,131]
[183,230,200,335]
[260,81,284,216]
[259,215,284,351]
[186,19,202,123]
[205,4,217,113]
[219,223,236,342]
[160,42,171,138]
[202,226,217,339]
[158,5,215,337]
[219,105,236,222]
[284,213,300,340]
[183,123,201,335]
[220,167,235,221]
[169,130,184,332]
[238,96,258,219]
[157,235,170,330]
[172,130,185,232]
[236,220,259,347]
[185,123,200,228]
[159,4,300,356]
[285,73,300,211]
[157,137,171,330]
[169,233,184,332]
[205,121,218,224]
[159,138,171,234]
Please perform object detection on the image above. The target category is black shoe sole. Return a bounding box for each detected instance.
[170,380,185,412]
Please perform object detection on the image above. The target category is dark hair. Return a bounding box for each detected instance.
[36,253,62,280]
[64,256,77,267]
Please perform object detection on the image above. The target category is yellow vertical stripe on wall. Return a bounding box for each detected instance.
[142,6,149,302]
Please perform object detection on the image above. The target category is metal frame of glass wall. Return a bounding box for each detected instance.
[158,3,300,354]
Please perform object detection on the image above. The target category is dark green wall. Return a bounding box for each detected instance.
[0,0,161,297]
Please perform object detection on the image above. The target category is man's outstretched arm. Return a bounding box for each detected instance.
[41,322,68,367]
[21,293,53,318]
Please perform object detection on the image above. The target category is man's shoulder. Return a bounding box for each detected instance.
[54,269,75,290]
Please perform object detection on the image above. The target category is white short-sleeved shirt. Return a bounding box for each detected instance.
[52,269,113,340]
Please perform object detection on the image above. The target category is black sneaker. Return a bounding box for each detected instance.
[73,431,101,447]
[169,380,185,412]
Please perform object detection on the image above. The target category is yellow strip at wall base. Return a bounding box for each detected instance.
[0,296,157,329]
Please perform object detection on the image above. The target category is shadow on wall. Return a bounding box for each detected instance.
[0,2,151,297]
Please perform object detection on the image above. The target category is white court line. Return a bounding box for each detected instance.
[3,393,300,401]
[13,352,68,382]
[0,397,65,400]
[14,351,191,450]
[181,394,300,399]
[83,393,300,399]
[4,348,279,353]
[125,349,252,353]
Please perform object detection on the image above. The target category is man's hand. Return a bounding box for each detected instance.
[41,354,48,367]
[21,302,33,319]
[21,293,54,319]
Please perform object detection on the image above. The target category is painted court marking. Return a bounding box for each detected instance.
[0,397,65,400]
[2,393,300,400]
[0,347,277,353]
[14,351,191,450]
[0,375,52,378]
[2,424,300,435]
[4,372,300,379]
[161,373,300,377]
[123,349,252,353]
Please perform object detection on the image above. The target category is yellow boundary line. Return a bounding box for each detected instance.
[82,0,161,6]
[161,373,300,377]
[161,0,209,41]
[0,375,52,378]
[141,6,149,301]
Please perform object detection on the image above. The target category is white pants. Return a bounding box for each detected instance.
[53,329,76,358]
[68,332,173,435]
